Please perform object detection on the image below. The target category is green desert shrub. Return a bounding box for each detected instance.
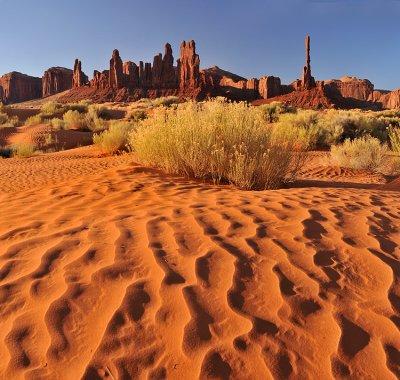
[0,112,18,128]
[93,121,135,154]
[152,96,180,107]
[388,127,400,154]
[87,104,110,119]
[63,102,89,114]
[331,111,387,142]
[259,101,293,123]
[126,109,147,122]
[50,118,66,130]
[330,136,387,171]
[11,143,37,158]
[40,101,65,118]
[25,114,44,126]
[276,110,327,149]
[63,110,88,130]
[129,99,308,190]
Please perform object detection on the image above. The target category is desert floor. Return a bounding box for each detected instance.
[1,130,400,379]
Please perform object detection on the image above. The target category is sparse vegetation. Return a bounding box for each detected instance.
[0,112,19,128]
[129,99,308,190]
[11,143,37,158]
[25,114,44,126]
[126,109,148,122]
[388,127,400,154]
[93,121,135,154]
[330,136,387,171]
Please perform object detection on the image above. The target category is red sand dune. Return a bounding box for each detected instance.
[0,147,400,379]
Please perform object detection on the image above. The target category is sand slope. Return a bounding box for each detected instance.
[0,148,400,379]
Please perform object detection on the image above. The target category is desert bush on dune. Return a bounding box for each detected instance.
[93,121,135,155]
[126,109,147,122]
[25,114,44,126]
[331,136,387,171]
[276,109,390,148]
[11,143,37,158]
[152,96,180,107]
[63,110,88,130]
[0,112,18,128]
[130,99,308,190]
[388,127,400,154]
[259,102,294,123]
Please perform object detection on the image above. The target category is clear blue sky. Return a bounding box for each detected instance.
[1,0,399,90]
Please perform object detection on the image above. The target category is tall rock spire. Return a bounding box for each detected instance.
[301,35,316,90]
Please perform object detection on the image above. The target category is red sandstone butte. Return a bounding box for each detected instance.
[0,72,42,104]
[42,67,73,97]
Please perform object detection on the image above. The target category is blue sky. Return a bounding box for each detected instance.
[1,0,399,90]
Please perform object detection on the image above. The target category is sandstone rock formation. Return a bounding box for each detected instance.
[72,59,88,88]
[258,76,282,99]
[178,40,200,92]
[0,72,42,104]
[123,62,139,88]
[162,43,177,88]
[371,89,400,109]
[324,77,374,101]
[109,50,123,89]
[42,67,73,97]
[91,70,110,90]
[301,36,316,90]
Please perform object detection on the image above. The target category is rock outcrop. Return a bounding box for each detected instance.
[109,50,123,89]
[324,77,374,101]
[162,43,177,88]
[178,40,200,92]
[301,36,316,90]
[371,89,400,109]
[42,67,73,97]
[258,76,282,99]
[0,72,42,104]
[123,62,139,88]
[72,59,88,88]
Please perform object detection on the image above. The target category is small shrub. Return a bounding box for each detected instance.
[259,102,293,123]
[63,110,88,130]
[152,96,180,107]
[93,121,135,154]
[64,102,88,113]
[330,136,387,171]
[25,114,43,126]
[50,118,66,131]
[126,109,147,122]
[0,112,18,128]
[388,127,400,154]
[11,143,37,158]
[40,101,64,118]
[87,104,110,119]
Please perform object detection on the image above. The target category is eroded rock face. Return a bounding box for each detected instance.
[324,77,374,101]
[178,40,200,92]
[162,43,177,88]
[109,50,123,89]
[258,76,282,99]
[42,67,73,97]
[72,59,88,88]
[0,72,42,104]
[123,62,139,88]
[371,89,400,109]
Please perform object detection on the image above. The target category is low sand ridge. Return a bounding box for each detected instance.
[0,147,400,379]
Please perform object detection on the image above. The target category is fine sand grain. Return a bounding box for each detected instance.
[0,147,399,379]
